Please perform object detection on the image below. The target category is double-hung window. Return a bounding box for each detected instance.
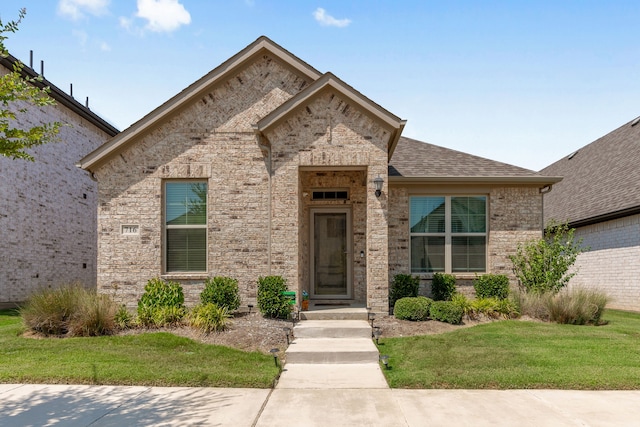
[410,196,487,273]
[164,181,207,272]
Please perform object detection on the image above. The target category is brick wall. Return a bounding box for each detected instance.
[0,67,113,304]
[569,214,640,311]
[389,184,543,299]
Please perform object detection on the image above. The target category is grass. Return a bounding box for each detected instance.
[0,309,279,388]
[378,309,640,389]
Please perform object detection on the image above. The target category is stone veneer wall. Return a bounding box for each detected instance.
[388,185,542,299]
[0,67,113,305]
[94,56,313,308]
[263,90,392,313]
[569,214,640,311]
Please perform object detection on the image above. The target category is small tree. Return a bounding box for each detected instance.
[509,222,584,294]
[0,9,61,161]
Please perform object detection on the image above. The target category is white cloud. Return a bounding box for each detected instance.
[313,8,351,28]
[135,0,191,33]
[58,0,110,20]
[100,41,111,51]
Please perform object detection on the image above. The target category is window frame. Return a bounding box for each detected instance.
[163,180,208,274]
[409,195,488,274]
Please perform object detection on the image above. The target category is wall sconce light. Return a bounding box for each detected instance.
[379,354,390,369]
[374,175,384,197]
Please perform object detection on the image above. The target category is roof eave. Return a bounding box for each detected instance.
[566,205,640,228]
[389,175,563,185]
[79,36,323,173]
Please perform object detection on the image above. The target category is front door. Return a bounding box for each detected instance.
[310,208,352,299]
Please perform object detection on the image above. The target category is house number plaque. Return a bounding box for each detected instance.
[121,224,140,235]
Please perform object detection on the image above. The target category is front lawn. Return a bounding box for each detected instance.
[0,309,279,388]
[379,309,640,389]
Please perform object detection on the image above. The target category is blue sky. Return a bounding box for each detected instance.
[1,0,638,171]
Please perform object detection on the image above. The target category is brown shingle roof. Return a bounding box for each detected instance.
[541,116,640,226]
[389,137,545,178]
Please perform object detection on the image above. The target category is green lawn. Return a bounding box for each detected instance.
[378,309,640,389]
[0,309,279,388]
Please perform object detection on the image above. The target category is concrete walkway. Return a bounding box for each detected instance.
[2,384,640,426]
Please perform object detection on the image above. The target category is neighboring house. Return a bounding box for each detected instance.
[542,116,640,312]
[0,54,118,308]
[78,37,559,313]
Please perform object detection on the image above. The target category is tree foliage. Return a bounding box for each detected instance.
[0,9,61,161]
[509,222,584,294]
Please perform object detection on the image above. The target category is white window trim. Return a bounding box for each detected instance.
[409,195,488,274]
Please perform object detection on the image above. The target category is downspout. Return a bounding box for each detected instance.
[254,127,272,275]
[539,184,553,232]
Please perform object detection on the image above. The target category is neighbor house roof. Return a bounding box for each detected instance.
[78,36,323,173]
[390,137,561,185]
[0,54,119,137]
[541,116,640,227]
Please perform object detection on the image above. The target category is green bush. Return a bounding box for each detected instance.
[200,276,240,311]
[137,278,186,327]
[394,297,432,321]
[429,300,463,324]
[257,276,291,319]
[474,274,510,300]
[451,293,475,319]
[389,274,420,310]
[431,273,456,301]
[494,297,520,319]
[20,284,117,336]
[114,305,133,329]
[548,288,609,325]
[188,303,231,333]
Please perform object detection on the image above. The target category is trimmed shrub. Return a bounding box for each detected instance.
[431,273,456,301]
[200,276,240,311]
[429,300,463,324]
[548,288,609,325]
[389,274,420,310]
[257,276,291,319]
[137,278,186,327]
[394,297,432,321]
[474,274,510,300]
[188,303,231,333]
[20,284,118,337]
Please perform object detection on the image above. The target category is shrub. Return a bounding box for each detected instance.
[429,300,463,324]
[389,274,420,310]
[114,305,133,329]
[451,293,475,319]
[394,297,432,321]
[471,298,499,318]
[512,290,551,320]
[474,274,510,300]
[548,288,609,325]
[510,222,584,295]
[137,278,186,327]
[493,297,520,319]
[257,276,291,319]
[200,276,240,311]
[431,273,456,301]
[21,284,118,336]
[187,303,231,333]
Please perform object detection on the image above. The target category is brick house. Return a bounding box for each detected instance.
[79,37,559,313]
[0,54,118,307]
[542,116,640,311]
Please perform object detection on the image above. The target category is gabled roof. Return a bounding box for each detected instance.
[254,72,406,154]
[390,137,561,184]
[541,116,640,226]
[78,36,322,173]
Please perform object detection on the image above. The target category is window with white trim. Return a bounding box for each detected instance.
[410,196,487,273]
[164,181,207,272]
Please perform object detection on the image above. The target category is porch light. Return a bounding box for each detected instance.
[379,354,390,369]
[270,348,280,368]
[373,326,382,345]
[374,175,384,197]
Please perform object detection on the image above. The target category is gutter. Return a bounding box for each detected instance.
[389,175,563,185]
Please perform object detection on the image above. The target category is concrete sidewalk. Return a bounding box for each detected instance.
[2,384,640,426]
